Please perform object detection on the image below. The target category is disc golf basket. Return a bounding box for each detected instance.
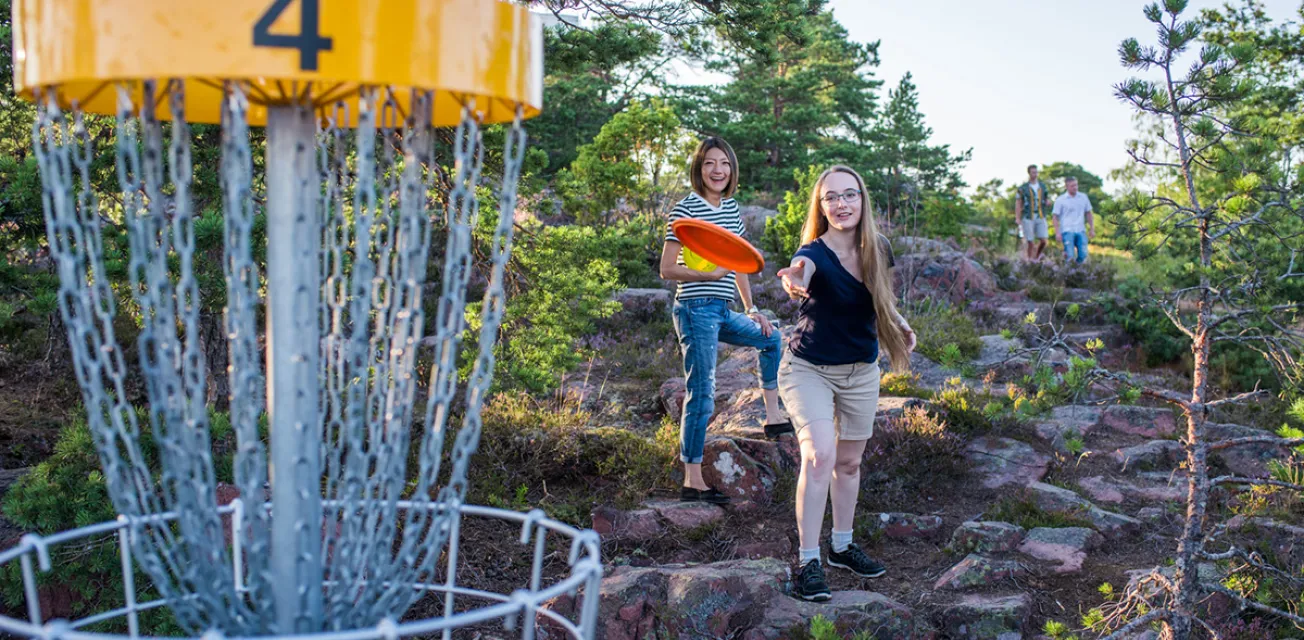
[2,0,601,638]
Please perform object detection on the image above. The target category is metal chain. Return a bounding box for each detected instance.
[36,81,529,632]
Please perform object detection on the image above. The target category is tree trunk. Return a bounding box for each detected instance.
[1167,61,1212,638]
[200,310,230,412]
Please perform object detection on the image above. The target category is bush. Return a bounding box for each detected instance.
[905,299,982,364]
[0,408,239,633]
[471,392,678,517]
[881,372,932,399]
[475,220,625,392]
[1103,276,1188,366]
[762,165,821,263]
[861,407,966,509]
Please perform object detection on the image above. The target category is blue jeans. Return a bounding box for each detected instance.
[1062,231,1088,263]
[672,297,782,463]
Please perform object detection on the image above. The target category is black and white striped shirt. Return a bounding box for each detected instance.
[664,192,744,301]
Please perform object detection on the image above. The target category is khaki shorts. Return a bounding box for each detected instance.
[778,352,881,441]
[1021,217,1049,240]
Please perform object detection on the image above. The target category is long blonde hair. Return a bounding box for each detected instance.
[800,165,910,372]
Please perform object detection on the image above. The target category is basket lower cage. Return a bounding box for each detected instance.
[0,501,601,639]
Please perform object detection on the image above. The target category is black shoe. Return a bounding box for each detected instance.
[680,486,732,505]
[794,559,832,602]
[764,420,794,440]
[827,543,887,578]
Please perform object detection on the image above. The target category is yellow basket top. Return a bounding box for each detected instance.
[11,0,543,126]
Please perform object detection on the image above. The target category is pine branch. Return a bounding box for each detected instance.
[1210,475,1304,491]
[1202,584,1304,626]
[1208,436,1304,451]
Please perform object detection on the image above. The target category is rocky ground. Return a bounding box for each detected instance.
[0,209,1296,639]
[537,224,1296,639]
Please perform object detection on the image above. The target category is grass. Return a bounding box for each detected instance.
[984,492,1095,530]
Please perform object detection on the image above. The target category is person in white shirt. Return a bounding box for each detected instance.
[1052,177,1095,263]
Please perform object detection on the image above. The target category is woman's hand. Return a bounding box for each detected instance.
[750,311,775,337]
[901,322,917,353]
[705,265,732,281]
[777,258,812,300]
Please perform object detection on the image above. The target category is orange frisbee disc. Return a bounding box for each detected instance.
[671,219,765,274]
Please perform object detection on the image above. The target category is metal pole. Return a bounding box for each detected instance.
[265,104,323,631]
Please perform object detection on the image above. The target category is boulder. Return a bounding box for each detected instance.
[1226,516,1304,574]
[1077,475,1185,505]
[896,251,999,307]
[1075,476,1125,504]
[894,236,957,255]
[938,594,1032,640]
[745,590,935,640]
[644,499,725,530]
[702,438,777,504]
[1099,405,1178,439]
[948,521,1026,555]
[872,512,946,542]
[1026,482,1142,540]
[934,554,1025,590]
[1113,440,1184,472]
[973,335,1023,368]
[545,559,934,640]
[1207,423,1293,478]
[966,437,1052,489]
[591,506,666,543]
[738,206,779,237]
[1017,527,1103,574]
[1033,405,1103,453]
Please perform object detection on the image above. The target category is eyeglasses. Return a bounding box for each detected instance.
[820,190,862,206]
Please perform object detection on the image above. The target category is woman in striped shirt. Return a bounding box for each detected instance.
[658,137,791,505]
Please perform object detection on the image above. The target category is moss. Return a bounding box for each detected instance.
[984,493,1094,530]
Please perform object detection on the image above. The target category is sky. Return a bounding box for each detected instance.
[823,0,1302,194]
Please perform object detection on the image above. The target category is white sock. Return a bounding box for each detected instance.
[831,530,853,553]
[798,547,820,565]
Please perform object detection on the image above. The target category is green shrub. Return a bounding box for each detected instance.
[881,372,932,399]
[0,408,240,633]
[473,220,624,392]
[762,165,821,263]
[472,393,677,515]
[862,407,966,509]
[906,299,982,364]
[1103,276,1188,366]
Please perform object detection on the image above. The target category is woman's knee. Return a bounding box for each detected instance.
[800,431,837,476]
[834,453,862,478]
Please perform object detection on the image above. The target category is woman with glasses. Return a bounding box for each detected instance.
[776,165,915,601]
[659,137,791,505]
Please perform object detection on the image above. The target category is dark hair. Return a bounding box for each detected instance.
[689,137,739,199]
[1027,164,1038,173]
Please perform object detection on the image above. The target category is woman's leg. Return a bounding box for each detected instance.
[796,420,838,553]
[672,300,724,487]
[830,437,870,536]
[719,309,786,425]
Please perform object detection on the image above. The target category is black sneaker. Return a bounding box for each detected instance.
[827,543,887,578]
[794,559,832,602]
[764,420,794,440]
[680,486,732,505]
